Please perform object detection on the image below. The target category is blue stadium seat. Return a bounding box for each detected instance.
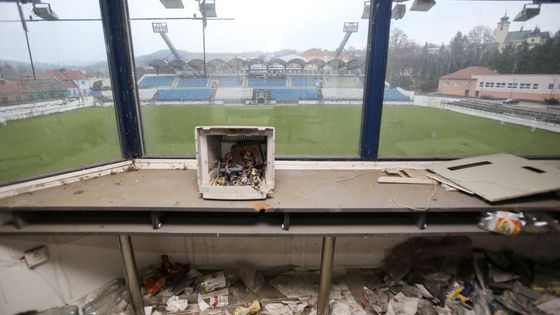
[176,77,208,88]
[383,89,410,101]
[156,88,213,101]
[138,76,175,88]
[290,76,318,87]
[216,76,243,87]
[269,88,318,101]
[248,78,286,87]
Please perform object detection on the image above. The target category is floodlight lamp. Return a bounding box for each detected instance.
[159,0,184,9]
[410,0,436,12]
[513,3,540,22]
[200,0,217,18]
[392,3,406,20]
[361,1,371,19]
[32,3,58,20]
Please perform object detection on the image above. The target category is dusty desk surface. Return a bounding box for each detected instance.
[1,169,559,213]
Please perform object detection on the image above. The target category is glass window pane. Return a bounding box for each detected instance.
[378,0,560,157]
[0,1,121,184]
[128,0,369,157]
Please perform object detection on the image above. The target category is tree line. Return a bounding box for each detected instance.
[385,26,560,93]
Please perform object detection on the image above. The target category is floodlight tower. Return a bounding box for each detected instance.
[152,22,185,62]
[331,22,359,60]
[15,0,59,80]
[196,0,217,77]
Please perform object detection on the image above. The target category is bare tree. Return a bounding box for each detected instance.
[467,25,495,64]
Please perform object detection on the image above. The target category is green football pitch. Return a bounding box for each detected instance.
[1,104,560,183]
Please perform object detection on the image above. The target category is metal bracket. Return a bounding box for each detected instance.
[281,213,290,231]
[13,212,28,229]
[413,213,428,230]
[151,211,166,230]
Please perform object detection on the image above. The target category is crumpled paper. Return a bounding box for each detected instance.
[165,295,188,313]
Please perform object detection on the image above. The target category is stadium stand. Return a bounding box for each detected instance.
[215,76,244,87]
[248,78,286,87]
[448,99,560,125]
[155,88,213,101]
[269,88,319,102]
[321,88,363,100]
[138,75,175,88]
[384,88,410,101]
[289,76,319,87]
[215,88,253,102]
[176,77,208,88]
[138,89,158,101]
[323,76,362,88]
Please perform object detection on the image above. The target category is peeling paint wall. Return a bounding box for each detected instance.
[1,234,559,314]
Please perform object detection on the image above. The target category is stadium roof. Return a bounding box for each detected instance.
[0,80,28,95]
[46,69,87,81]
[440,66,497,80]
[23,79,67,92]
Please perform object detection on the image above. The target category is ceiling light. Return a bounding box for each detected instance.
[32,3,58,20]
[513,3,540,22]
[159,0,184,9]
[392,3,406,20]
[410,0,436,12]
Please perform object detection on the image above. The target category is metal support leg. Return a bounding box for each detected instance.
[117,235,145,315]
[317,236,336,315]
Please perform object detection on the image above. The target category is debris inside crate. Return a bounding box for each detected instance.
[196,126,275,200]
[213,143,266,191]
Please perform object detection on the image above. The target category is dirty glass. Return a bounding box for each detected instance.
[378,0,560,157]
[0,1,121,184]
[128,0,368,157]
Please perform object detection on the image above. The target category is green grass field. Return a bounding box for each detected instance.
[1,104,560,184]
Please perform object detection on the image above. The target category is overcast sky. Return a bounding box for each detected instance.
[0,0,558,65]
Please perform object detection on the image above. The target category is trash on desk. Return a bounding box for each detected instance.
[198,287,229,311]
[200,271,227,293]
[478,211,524,235]
[236,261,265,293]
[161,254,189,274]
[524,212,560,234]
[232,299,261,315]
[81,280,129,315]
[164,295,188,313]
[446,281,473,304]
[143,269,167,296]
[386,292,420,315]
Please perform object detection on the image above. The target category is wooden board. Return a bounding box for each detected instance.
[378,169,435,185]
[428,154,560,202]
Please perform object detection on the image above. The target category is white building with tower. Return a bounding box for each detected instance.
[495,14,551,52]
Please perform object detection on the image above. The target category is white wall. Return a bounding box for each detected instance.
[1,235,559,314]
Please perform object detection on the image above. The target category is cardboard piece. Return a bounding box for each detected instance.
[428,154,560,202]
[425,172,475,195]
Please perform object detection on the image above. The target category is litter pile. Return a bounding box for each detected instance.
[27,237,560,315]
[366,236,560,315]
